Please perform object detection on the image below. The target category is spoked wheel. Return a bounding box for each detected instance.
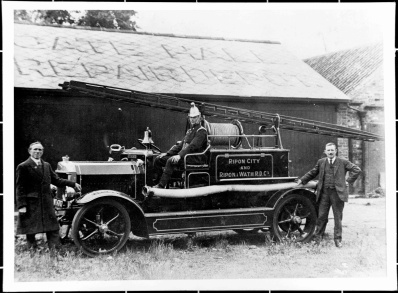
[271,194,316,243]
[233,228,261,235]
[71,199,131,257]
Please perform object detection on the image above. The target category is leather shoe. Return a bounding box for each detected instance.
[152,184,164,189]
[334,240,343,248]
[312,236,321,245]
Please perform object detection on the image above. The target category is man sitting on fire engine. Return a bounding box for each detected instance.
[153,102,208,188]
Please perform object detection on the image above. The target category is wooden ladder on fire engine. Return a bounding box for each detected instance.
[59,80,383,143]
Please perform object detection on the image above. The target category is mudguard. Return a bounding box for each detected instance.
[265,181,317,209]
[76,190,148,237]
[77,190,136,204]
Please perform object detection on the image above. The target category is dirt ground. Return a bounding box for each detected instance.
[146,196,388,279]
[116,196,388,281]
[13,196,389,285]
[341,196,386,247]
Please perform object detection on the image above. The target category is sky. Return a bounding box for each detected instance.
[135,7,385,59]
[10,4,389,59]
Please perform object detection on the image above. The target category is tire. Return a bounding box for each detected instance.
[71,198,131,257]
[271,194,316,243]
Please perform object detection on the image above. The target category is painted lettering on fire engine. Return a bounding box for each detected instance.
[217,155,273,180]
[228,158,261,165]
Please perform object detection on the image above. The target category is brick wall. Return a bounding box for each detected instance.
[336,103,368,194]
[337,104,349,160]
[336,66,385,195]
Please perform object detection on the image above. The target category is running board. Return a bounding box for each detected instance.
[144,207,273,235]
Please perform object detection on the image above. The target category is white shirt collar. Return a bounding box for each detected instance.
[31,157,41,165]
[329,157,336,164]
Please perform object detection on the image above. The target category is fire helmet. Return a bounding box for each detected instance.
[188,102,201,117]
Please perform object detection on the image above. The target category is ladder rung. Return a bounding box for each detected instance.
[63,80,383,141]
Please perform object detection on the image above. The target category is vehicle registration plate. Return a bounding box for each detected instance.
[53,199,66,208]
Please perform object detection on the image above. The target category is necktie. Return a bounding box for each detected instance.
[329,159,333,166]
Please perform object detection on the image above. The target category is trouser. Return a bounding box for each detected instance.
[26,230,61,249]
[314,188,345,241]
[153,154,184,187]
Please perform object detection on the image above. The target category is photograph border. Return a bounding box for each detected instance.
[3,2,396,291]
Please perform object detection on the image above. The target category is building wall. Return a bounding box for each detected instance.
[14,88,340,179]
[362,114,385,192]
[337,104,365,193]
[350,67,385,194]
[349,66,384,108]
[335,66,385,194]
[336,104,350,159]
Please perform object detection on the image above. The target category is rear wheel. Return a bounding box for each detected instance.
[71,199,131,257]
[271,194,316,243]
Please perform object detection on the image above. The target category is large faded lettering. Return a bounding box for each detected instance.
[15,56,325,89]
[14,32,325,90]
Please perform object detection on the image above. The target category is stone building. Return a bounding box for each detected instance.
[305,43,384,194]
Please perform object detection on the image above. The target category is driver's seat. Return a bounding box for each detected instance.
[166,142,211,189]
[184,143,211,170]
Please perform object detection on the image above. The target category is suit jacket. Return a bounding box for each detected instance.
[300,157,361,202]
[167,124,208,163]
[16,157,76,234]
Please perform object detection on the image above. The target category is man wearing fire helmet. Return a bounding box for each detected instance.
[153,103,208,188]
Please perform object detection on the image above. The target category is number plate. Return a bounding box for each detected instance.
[53,199,66,208]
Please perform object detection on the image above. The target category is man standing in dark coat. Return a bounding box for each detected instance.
[153,102,208,188]
[16,141,81,249]
[297,142,361,248]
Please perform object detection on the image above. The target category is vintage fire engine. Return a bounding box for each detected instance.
[54,81,382,257]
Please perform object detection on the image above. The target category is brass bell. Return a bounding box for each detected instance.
[142,127,154,144]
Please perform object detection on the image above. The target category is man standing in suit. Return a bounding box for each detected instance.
[16,141,81,250]
[297,142,361,248]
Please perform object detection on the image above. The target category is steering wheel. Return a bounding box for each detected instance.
[137,139,162,153]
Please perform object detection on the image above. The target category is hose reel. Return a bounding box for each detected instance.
[204,119,244,148]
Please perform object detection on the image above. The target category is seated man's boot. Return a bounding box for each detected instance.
[157,172,171,189]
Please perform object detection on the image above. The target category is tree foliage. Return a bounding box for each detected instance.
[14,10,77,25]
[14,10,138,31]
[77,10,137,31]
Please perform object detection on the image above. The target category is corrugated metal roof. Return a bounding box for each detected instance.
[304,43,383,95]
[14,23,348,101]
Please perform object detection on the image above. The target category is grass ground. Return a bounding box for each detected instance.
[14,197,386,281]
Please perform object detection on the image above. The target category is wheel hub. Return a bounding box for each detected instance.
[98,224,109,233]
[292,216,302,224]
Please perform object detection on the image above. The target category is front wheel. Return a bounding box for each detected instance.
[71,199,131,257]
[271,194,316,243]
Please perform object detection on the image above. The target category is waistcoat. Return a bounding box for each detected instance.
[323,160,335,189]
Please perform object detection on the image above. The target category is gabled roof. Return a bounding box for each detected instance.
[14,23,349,101]
[304,43,383,95]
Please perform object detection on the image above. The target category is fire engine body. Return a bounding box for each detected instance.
[54,81,381,257]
